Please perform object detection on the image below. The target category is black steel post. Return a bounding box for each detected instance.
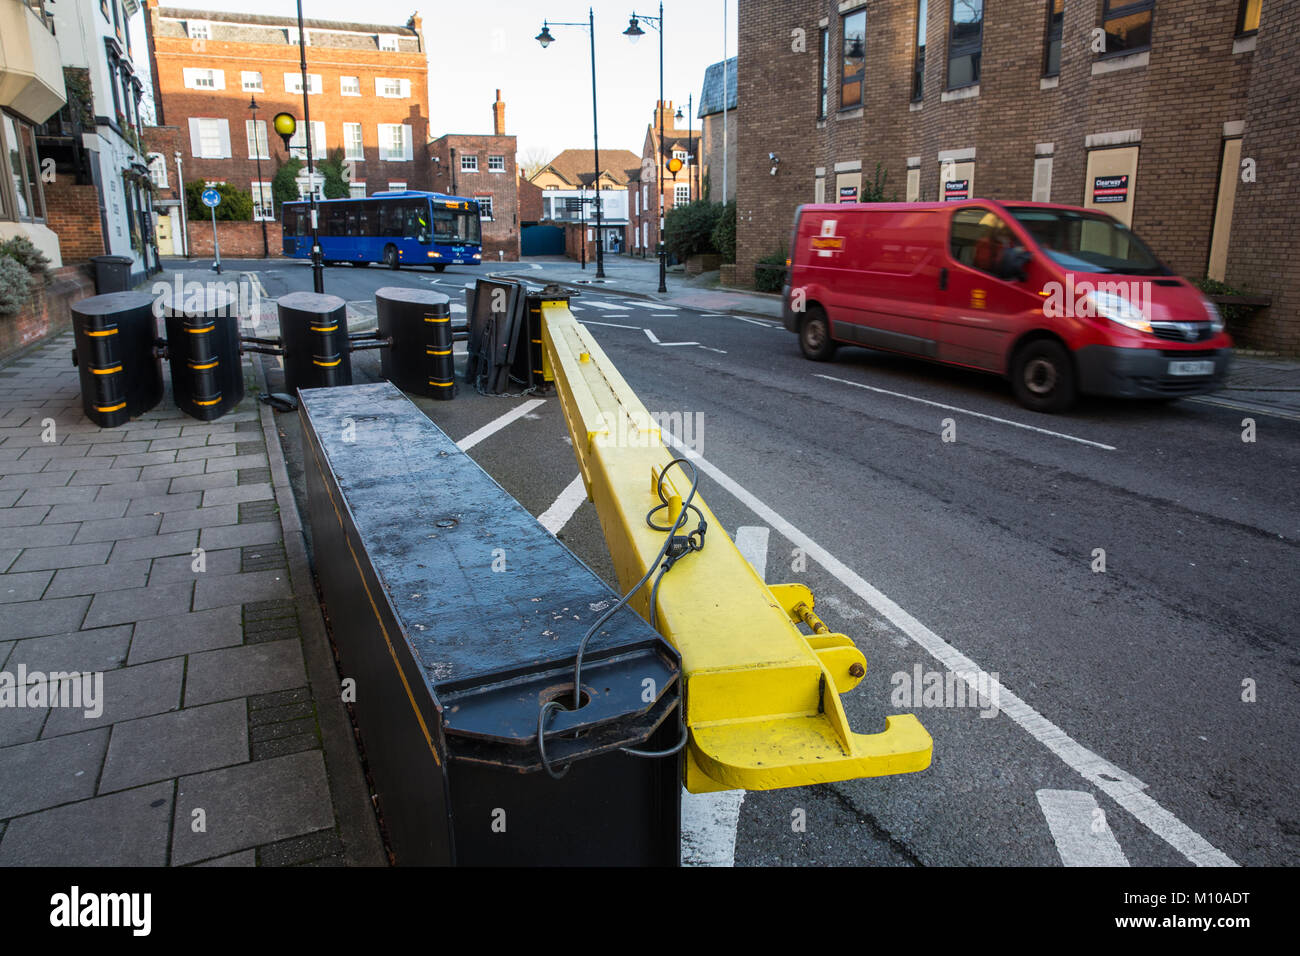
[297,0,323,293]
[250,96,269,259]
[588,8,605,279]
[657,1,666,292]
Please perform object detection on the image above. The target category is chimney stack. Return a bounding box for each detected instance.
[493,89,506,136]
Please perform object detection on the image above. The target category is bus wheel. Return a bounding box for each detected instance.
[1011,339,1077,413]
[384,245,400,270]
[433,264,447,273]
[799,306,837,361]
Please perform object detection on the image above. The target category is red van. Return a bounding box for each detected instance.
[781,200,1232,412]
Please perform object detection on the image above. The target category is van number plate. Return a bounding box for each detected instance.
[1168,360,1215,376]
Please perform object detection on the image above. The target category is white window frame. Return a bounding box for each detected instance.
[476,195,494,221]
[461,154,478,172]
[375,78,409,98]
[674,183,690,205]
[251,181,274,221]
[190,118,231,159]
[377,124,412,162]
[245,119,268,160]
[340,75,360,96]
[241,71,263,92]
[183,68,224,91]
[349,182,367,198]
[288,121,326,160]
[378,34,399,51]
[146,152,168,189]
[186,20,210,40]
[284,73,322,95]
[387,181,407,191]
[487,154,506,172]
[343,123,364,162]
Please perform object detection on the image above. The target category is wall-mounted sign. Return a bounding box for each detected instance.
[943,179,970,201]
[1093,174,1129,203]
[838,185,858,203]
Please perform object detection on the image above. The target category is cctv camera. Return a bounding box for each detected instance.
[769,152,776,161]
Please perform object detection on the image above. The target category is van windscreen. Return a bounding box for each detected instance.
[1007,207,1171,276]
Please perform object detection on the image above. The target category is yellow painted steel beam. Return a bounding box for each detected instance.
[540,301,932,793]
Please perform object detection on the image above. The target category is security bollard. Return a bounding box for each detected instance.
[375,287,455,399]
[277,292,351,394]
[71,291,163,428]
[162,287,243,421]
[301,382,683,865]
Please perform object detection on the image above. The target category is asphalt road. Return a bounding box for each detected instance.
[175,259,1299,867]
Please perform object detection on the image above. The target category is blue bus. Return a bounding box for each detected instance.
[281,190,482,271]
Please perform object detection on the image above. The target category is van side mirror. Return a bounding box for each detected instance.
[998,248,1031,282]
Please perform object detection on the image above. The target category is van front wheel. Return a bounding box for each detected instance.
[1011,339,1076,413]
[799,308,837,361]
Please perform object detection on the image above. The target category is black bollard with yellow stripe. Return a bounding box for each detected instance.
[278,291,351,394]
[71,291,164,428]
[375,286,455,399]
[162,287,243,421]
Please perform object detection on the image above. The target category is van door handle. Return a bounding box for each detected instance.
[938,268,948,291]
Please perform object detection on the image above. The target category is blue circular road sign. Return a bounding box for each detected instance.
[201,188,221,208]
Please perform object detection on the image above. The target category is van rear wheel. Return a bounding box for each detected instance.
[799,307,837,361]
[1011,339,1076,413]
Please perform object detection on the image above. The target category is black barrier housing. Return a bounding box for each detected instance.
[162,288,243,420]
[71,291,164,428]
[376,287,455,399]
[278,292,352,394]
[301,382,683,865]
[464,279,523,393]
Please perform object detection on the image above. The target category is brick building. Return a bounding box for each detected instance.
[143,2,430,256]
[697,57,737,203]
[633,101,702,260]
[737,0,1297,351]
[530,147,640,255]
[427,91,520,261]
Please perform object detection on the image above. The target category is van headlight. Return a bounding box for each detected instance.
[1091,291,1153,334]
[1203,298,1224,333]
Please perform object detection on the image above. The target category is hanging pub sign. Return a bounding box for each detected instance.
[943,179,970,201]
[1093,174,1129,203]
[838,185,858,203]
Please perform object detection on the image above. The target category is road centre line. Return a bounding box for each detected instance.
[815,374,1117,450]
[661,433,1235,867]
[1036,789,1131,867]
[455,399,546,452]
[538,474,589,535]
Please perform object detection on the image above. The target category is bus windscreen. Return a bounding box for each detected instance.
[434,207,481,245]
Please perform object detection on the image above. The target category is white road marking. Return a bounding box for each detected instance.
[450,304,466,314]
[732,315,780,328]
[644,328,660,344]
[660,433,1236,867]
[681,524,769,867]
[455,398,547,451]
[1037,790,1131,867]
[698,346,727,354]
[585,300,632,311]
[580,319,641,330]
[816,374,1118,451]
[463,282,476,289]
[537,474,588,535]
[626,300,678,311]
[661,341,700,347]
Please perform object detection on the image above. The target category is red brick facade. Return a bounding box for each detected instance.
[428,94,520,261]
[737,0,1297,351]
[0,265,95,363]
[41,179,105,264]
[634,101,702,259]
[144,1,431,216]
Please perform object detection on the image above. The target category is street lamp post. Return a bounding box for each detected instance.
[249,95,269,259]
[296,0,324,292]
[624,5,667,292]
[675,93,694,202]
[536,10,606,279]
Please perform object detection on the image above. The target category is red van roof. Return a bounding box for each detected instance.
[799,199,1105,215]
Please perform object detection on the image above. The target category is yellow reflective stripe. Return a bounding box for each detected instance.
[423,316,450,323]
[427,380,454,387]
[310,325,337,332]
[425,348,451,356]
[86,329,117,337]
[90,366,122,375]
[94,402,126,413]
[189,360,219,370]
[312,358,342,367]
[194,396,223,406]
[186,325,214,334]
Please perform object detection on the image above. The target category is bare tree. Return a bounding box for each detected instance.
[519,146,552,179]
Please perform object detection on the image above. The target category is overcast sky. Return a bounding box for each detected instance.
[135,0,737,165]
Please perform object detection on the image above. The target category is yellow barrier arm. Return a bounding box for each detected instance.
[541,300,932,793]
